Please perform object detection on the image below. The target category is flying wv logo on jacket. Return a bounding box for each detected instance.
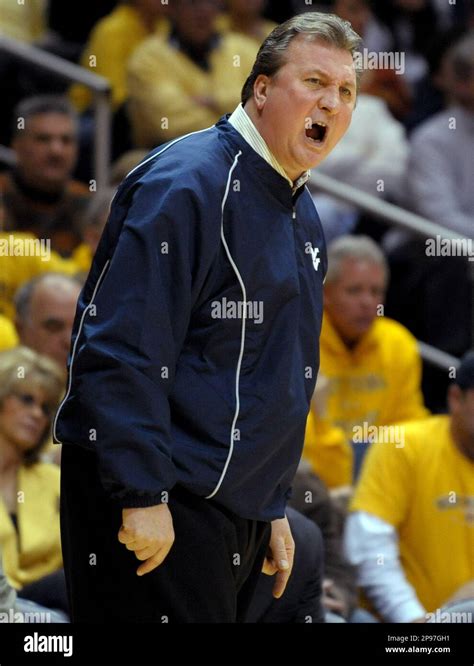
[305,242,321,272]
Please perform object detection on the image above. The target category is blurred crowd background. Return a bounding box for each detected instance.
[0,0,473,625]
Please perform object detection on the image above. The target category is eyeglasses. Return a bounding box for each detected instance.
[10,392,54,419]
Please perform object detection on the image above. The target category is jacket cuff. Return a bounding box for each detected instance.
[116,492,172,509]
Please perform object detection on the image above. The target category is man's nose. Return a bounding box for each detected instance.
[317,88,341,115]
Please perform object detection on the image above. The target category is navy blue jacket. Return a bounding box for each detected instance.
[53,116,327,521]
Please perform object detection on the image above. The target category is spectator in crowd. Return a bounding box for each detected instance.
[0,315,18,353]
[289,461,362,622]
[14,273,82,370]
[332,0,412,119]
[0,347,65,610]
[247,506,325,623]
[404,31,474,237]
[217,0,276,44]
[308,80,409,242]
[70,0,169,114]
[0,549,68,622]
[127,0,258,147]
[303,236,427,489]
[344,351,474,622]
[385,32,474,410]
[0,96,90,257]
[71,188,115,274]
[0,229,79,322]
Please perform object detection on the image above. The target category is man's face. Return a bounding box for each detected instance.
[324,258,386,345]
[252,36,357,180]
[12,113,78,192]
[448,385,474,461]
[17,281,81,368]
[170,0,221,47]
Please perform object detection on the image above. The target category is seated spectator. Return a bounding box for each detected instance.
[344,351,474,622]
[0,347,64,604]
[127,0,258,147]
[332,0,412,120]
[14,273,82,370]
[0,231,79,321]
[288,461,360,622]
[70,0,169,114]
[404,31,474,237]
[217,0,276,44]
[0,96,91,257]
[308,84,409,242]
[0,549,67,622]
[71,188,115,273]
[385,32,474,409]
[247,506,325,623]
[303,236,428,489]
[0,315,18,352]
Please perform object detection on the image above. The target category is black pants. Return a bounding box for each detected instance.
[60,444,271,623]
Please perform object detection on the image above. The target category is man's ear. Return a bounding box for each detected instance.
[253,75,271,111]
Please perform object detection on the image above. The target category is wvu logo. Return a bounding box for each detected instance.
[305,242,321,272]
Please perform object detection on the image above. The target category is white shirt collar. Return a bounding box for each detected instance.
[228,104,310,193]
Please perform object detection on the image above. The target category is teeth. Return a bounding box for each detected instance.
[314,121,327,127]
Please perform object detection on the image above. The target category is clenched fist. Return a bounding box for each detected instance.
[118,503,175,576]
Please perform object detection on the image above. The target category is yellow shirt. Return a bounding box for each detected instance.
[303,314,428,488]
[0,232,79,320]
[350,415,474,613]
[216,14,276,44]
[71,242,93,274]
[0,314,18,351]
[127,32,259,147]
[69,4,169,112]
[0,462,62,589]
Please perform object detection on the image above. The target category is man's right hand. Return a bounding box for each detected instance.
[118,503,175,576]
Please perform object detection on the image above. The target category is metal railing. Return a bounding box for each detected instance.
[0,34,111,187]
[310,172,472,371]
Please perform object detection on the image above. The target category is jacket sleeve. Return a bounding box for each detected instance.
[63,174,221,508]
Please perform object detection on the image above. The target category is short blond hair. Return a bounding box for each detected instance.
[0,346,65,464]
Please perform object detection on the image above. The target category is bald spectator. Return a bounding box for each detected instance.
[218,0,276,45]
[303,236,428,489]
[127,0,258,147]
[0,96,90,257]
[70,0,169,114]
[14,274,82,370]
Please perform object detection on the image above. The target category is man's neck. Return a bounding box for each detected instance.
[243,103,304,185]
[450,420,474,463]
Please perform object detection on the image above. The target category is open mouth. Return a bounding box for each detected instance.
[305,121,328,144]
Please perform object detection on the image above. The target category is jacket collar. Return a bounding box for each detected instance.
[216,114,309,208]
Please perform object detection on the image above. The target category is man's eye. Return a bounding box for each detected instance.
[307,78,321,85]
[341,88,352,97]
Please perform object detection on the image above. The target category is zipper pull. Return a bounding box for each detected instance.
[292,208,296,221]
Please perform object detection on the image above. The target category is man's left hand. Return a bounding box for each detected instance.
[262,515,295,599]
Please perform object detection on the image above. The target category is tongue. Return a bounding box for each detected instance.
[306,125,321,142]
